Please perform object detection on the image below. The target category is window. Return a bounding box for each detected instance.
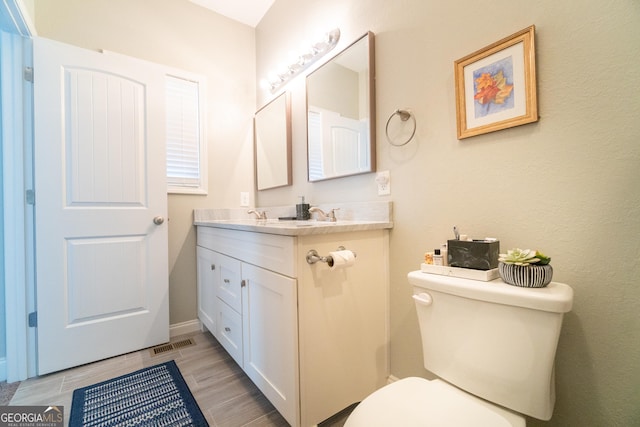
[165,74,207,194]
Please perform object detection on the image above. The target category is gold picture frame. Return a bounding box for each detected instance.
[455,25,538,139]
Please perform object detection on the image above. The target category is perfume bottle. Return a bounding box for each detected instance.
[433,249,444,266]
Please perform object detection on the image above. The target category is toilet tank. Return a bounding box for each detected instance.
[408,271,573,421]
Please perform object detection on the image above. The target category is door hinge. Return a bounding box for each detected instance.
[28,311,37,327]
[26,189,35,205]
[24,66,34,83]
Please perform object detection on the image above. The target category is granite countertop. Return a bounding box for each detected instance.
[193,201,393,236]
[194,218,393,236]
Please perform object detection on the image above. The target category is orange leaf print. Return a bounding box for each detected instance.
[474,70,513,105]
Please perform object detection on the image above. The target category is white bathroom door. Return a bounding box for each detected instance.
[33,37,169,375]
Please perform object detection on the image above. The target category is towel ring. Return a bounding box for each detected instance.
[385,109,416,146]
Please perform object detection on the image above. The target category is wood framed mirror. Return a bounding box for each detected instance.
[306,31,375,182]
[254,91,292,190]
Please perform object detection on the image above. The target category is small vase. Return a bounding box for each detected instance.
[498,262,553,288]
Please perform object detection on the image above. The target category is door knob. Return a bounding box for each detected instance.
[153,216,165,225]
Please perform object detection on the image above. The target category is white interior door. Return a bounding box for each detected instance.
[33,37,169,375]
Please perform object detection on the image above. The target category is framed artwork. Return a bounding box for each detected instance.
[454,25,538,139]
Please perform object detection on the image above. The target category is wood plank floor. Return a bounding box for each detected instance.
[7,330,353,426]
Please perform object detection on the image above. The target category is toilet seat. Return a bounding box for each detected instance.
[345,377,525,427]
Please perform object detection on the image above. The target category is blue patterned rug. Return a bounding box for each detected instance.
[70,360,208,426]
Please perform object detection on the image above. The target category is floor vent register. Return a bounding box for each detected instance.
[150,337,196,356]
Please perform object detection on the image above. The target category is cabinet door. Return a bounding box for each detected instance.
[217,253,242,313]
[242,264,299,427]
[196,246,217,335]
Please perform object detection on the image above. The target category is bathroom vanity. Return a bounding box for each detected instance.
[194,202,392,426]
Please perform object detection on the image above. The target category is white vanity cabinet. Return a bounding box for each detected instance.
[197,226,299,424]
[196,224,389,427]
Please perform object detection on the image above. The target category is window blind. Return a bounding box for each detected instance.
[165,75,203,191]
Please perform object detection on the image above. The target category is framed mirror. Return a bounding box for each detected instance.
[306,31,375,182]
[254,91,292,190]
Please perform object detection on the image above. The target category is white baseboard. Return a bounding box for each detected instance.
[0,357,6,382]
[169,319,201,338]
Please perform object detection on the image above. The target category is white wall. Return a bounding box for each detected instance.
[255,1,640,426]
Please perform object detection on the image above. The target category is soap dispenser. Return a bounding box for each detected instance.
[296,196,311,220]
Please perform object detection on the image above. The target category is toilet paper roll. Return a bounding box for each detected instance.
[328,250,356,270]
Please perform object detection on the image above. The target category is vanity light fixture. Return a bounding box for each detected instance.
[264,28,341,93]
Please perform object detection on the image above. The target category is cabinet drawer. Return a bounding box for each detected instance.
[217,300,243,366]
[217,253,242,313]
[197,227,295,277]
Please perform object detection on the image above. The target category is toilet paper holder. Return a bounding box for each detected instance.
[306,246,357,266]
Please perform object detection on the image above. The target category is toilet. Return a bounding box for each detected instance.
[346,270,573,426]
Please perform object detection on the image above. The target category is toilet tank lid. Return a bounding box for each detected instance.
[408,271,573,313]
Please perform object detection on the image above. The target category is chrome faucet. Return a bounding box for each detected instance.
[308,207,339,222]
[247,209,267,220]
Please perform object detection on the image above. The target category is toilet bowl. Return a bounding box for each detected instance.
[345,270,573,426]
[345,377,525,427]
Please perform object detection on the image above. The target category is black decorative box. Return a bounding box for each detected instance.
[447,239,499,270]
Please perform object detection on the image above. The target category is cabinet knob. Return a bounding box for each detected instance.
[211,264,215,270]
[241,280,246,287]
[223,279,230,284]
[225,327,231,332]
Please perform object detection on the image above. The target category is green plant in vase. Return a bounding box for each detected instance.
[498,248,553,288]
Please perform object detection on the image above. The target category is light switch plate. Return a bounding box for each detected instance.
[376,171,391,196]
[240,192,250,207]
